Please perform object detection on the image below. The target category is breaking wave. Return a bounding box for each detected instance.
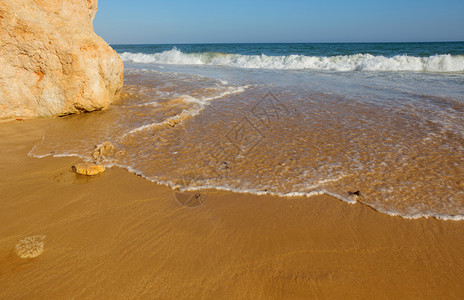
[119,48,464,73]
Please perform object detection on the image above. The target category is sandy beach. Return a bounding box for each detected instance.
[1,119,463,299]
[2,0,463,298]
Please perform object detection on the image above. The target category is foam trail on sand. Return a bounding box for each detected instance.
[123,85,248,137]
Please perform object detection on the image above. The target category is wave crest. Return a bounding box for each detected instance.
[119,48,464,73]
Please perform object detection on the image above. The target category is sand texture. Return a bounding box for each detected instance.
[1,119,464,299]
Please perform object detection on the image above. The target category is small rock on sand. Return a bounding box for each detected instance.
[73,163,106,176]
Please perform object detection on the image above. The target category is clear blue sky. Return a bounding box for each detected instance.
[94,0,464,44]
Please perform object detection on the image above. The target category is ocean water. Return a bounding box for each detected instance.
[30,42,464,220]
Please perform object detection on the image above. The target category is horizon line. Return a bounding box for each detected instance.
[108,40,464,46]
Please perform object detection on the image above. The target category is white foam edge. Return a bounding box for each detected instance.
[27,151,464,221]
[119,50,464,73]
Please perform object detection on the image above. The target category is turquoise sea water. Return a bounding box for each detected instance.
[113,42,464,58]
[32,42,464,220]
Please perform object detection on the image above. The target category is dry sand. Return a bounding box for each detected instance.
[1,119,464,299]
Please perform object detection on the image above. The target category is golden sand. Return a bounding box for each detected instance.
[1,119,464,298]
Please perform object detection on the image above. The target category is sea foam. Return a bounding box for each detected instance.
[119,48,464,73]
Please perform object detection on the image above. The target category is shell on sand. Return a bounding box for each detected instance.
[15,235,46,258]
[74,163,106,176]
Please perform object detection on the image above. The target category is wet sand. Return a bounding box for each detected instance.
[1,119,464,299]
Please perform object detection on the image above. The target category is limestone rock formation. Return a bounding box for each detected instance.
[0,0,124,119]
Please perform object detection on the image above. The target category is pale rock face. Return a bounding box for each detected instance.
[0,0,124,119]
